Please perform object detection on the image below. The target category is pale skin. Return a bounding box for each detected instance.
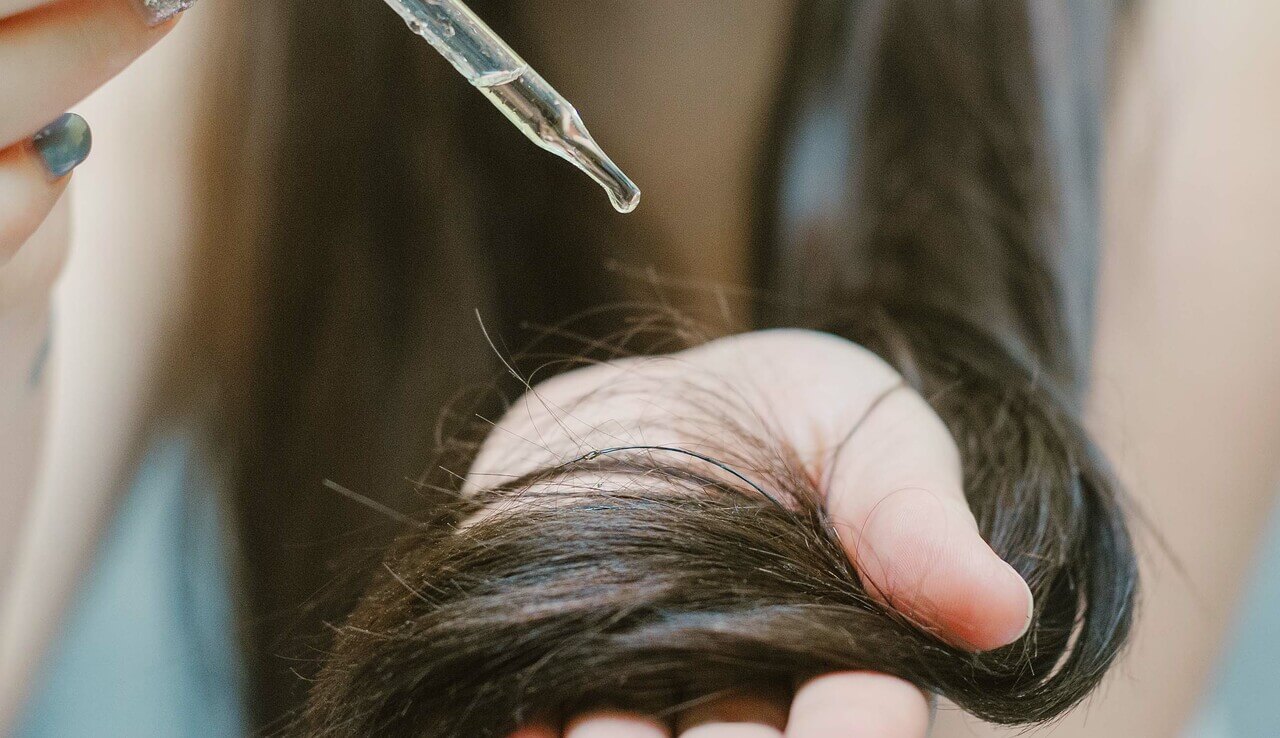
[3,1,1280,737]
[464,329,1032,738]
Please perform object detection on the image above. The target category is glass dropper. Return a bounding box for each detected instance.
[381,0,641,214]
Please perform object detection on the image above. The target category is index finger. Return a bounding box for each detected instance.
[0,0,185,23]
[0,0,184,147]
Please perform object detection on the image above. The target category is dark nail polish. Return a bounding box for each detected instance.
[32,113,92,178]
[138,0,197,26]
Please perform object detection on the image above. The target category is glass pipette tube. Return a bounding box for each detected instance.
[381,0,641,214]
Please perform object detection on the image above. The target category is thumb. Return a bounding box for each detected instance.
[824,385,1033,652]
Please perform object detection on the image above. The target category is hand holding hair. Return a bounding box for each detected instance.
[465,329,1035,655]
[301,0,1136,733]
[460,329,1037,738]
[300,322,1135,737]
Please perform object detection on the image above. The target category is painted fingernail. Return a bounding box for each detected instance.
[138,0,197,26]
[32,114,92,178]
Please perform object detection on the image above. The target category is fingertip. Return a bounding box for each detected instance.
[0,136,75,264]
[997,559,1036,645]
[788,672,930,737]
[565,711,670,738]
[946,550,1034,651]
[844,487,1034,651]
[135,0,197,27]
[31,113,91,179]
[680,726,782,738]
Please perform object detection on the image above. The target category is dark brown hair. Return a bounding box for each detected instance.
[194,0,647,724]
[196,0,1134,731]
[292,0,1135,735]
[298,307,1134,737]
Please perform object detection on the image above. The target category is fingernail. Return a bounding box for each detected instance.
[138,0,197,26]
[1006,561,1035,642]
[32,113,92,178]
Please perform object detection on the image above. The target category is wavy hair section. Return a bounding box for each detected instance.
[298,309,1135,737]
[299,0,1137,733]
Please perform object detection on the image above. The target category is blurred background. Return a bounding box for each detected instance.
[2,1,1279,736]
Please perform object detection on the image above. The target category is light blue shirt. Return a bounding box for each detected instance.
[1195,504,1280,737]
[18,432,244,737]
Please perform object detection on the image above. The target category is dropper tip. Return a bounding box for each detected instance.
[550,107,640,214]
[484,69,642,214]
[610,184,641,214]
